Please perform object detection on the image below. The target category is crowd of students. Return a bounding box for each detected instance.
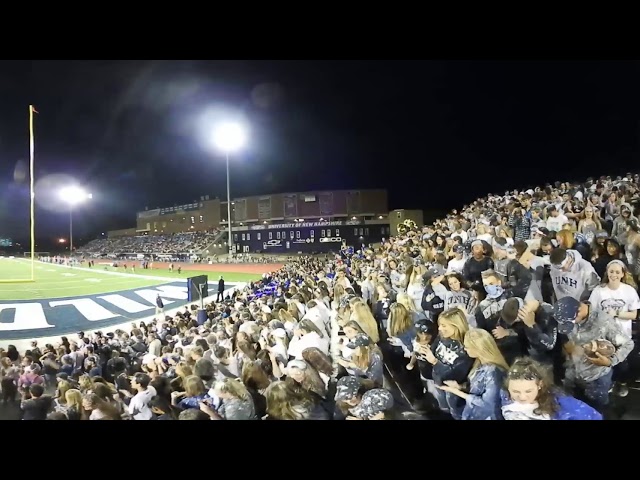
[1,174,639,420]
[78,230,220,256]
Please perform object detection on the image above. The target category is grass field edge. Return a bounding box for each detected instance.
[0,283,247,350]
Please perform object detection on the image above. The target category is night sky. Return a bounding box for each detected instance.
[1,60,639,247]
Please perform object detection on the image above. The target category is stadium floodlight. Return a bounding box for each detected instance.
[212,121,248,258]
[213,122,247,153]
[59,186,92,254]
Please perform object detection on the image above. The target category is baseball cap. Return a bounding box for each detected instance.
[335,376,362,402]
[553,296,581,334]
[350,388,394,419]
[422,267,441,283]
[346,334,372,349]
[415,319,437,336]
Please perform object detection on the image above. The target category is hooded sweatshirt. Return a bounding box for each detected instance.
[493,257,533,299]
[550,250,600,302]
[612,203,637,246]
[565,309,634,383]
[431,337,474,384]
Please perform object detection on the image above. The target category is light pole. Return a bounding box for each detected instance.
[59,186,92,255]
[213,122,247,258]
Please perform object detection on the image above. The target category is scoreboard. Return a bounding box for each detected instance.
[232,221,390,254]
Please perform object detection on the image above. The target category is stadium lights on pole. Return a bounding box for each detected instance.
[59,186,92,254]
[212,122,247,258]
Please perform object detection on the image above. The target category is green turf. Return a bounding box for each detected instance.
[0,259,259,301]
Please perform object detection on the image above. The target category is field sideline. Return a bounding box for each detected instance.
[0,259,282,301]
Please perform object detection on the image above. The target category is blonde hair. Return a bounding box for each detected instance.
[387,303,414,337]
[351,302,380,343]
[555,230,575,249]
[409,265,426,285]
[78,375,94,393]
[65,389,83,411]
[214,378,250,401]
[56,380,72,405]
[287,302,300,321]
[278,308,296,324]
[396,292,417,314]
[437,308,469,343]
[351,343,375,371]
[464,328,509,377]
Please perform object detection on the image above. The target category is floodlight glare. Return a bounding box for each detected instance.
[213,122,247,153]
[59,186,90,206]
[59,185,91,254]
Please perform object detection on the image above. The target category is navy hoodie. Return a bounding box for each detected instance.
[421,285,445,323]
[431,337,474,384]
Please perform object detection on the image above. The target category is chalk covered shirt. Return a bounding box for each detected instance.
[566,309,634,383]
[500,390,602,420]
[218,396,256,420]
[461,364,505,420]
[589,283,640,338]
[550,250,600,301]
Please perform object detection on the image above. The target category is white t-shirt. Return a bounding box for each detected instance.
[545,215,569,232]
[128,385,157,420]
[589,284,640,337]
[452,230,468,243]
[447,257,466,274]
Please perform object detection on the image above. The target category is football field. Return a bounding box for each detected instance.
[0,258,259,301]
[0,258,282,343]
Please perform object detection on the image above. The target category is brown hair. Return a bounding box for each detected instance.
[302,347,333,377]
[505,357,558,417]
[241,359,271,391]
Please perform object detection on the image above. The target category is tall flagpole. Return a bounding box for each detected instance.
[29,105,36,281]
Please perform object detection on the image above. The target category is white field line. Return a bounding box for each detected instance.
[0,283,247,351]
[12,259,189,283]
[0,281,166,295]
[0,277,166,287]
